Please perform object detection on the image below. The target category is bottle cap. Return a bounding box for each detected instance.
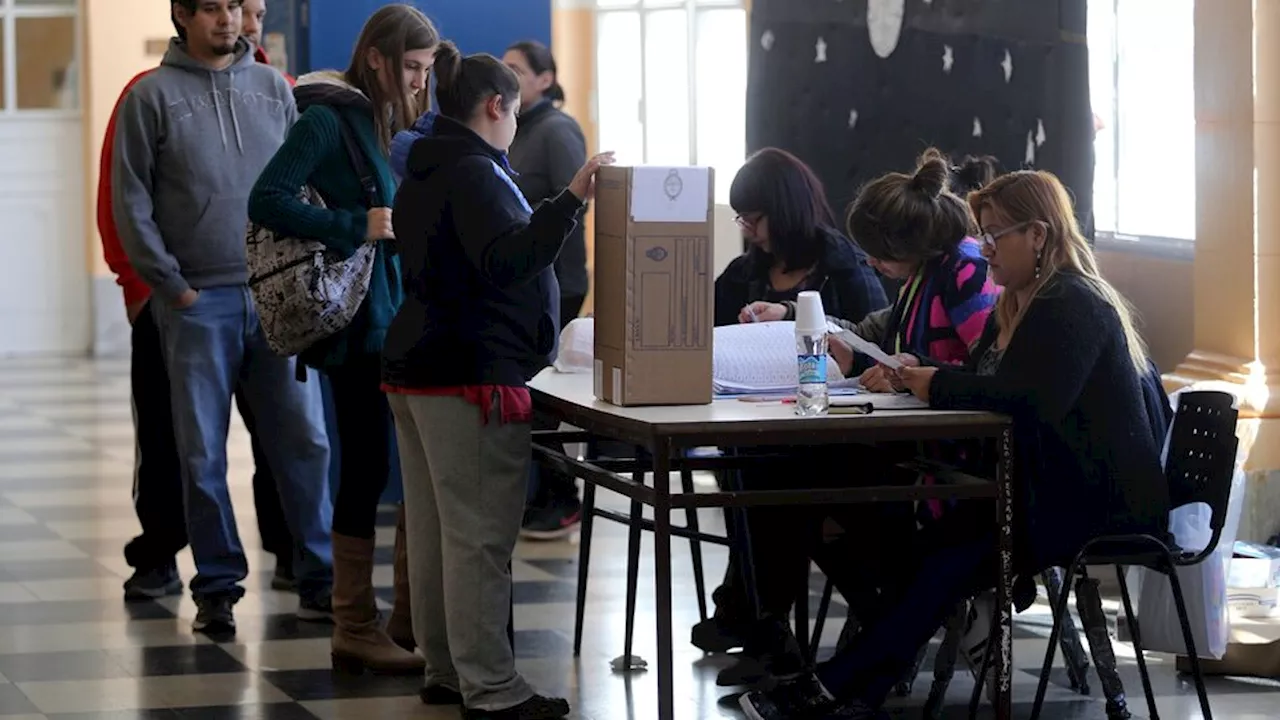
[794,291,827,333]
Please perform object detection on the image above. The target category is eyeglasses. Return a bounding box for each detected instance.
[734,213,761,231]
[978,221,1036,250]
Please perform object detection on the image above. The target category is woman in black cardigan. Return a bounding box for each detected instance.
[740,170,1171,720]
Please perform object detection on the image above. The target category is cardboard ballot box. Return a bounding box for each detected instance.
[593,165,715,406]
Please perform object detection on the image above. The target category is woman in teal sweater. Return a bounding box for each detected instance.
[248,4,438,677]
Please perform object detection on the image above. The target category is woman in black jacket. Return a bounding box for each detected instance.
[696,149,890,686]
[740,170,1171,720]
[383,43,612,720]
[714,148,888,328]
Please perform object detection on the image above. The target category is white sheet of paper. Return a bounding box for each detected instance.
[630,166,711,223]
[826,322,904,369]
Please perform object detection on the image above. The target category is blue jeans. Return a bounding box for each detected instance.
[152,286,333,603]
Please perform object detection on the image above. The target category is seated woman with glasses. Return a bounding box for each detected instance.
[713,148,887,328]
[739,169,1171,720]
[697,148,888,685]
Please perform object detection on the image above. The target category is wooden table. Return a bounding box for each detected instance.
[528,370,1015,720]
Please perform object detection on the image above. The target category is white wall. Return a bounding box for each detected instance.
[0,117,90,356]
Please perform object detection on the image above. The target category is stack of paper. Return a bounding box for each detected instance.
[713,321,844,395]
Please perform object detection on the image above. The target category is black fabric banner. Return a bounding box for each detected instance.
[746,0,1093,241]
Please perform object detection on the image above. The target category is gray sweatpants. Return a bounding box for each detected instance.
[387,392,533,711]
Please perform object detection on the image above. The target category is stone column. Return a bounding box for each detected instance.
[552,0,598,314]
[1166,0,1280,536]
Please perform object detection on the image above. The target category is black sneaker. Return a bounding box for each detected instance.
[271,561,296,592]
[716,618,806,687]
[420,685,463,705]
[192,596,236,636]
[464,694,570,719]
[739,674,836,720]
[691,613,751,653]
[519,501,582,541]
[297,591,333,623]
[123,565,183,601]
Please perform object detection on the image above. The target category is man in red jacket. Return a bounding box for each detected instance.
[98,0,300,602]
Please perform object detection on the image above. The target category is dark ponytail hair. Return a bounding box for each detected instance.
[846,147,976,264]
[951,155,1003,197]
[433,41,521,121]
[507,40,565,104]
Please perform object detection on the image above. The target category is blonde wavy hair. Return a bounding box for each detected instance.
[967,170,1149,373]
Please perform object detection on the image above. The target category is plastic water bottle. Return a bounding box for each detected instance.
[794,291,829,416]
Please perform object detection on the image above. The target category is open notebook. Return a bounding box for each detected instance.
[713,321,846,395]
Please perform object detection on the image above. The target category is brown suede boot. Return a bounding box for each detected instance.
[330,532,424,675]
[385,505,415,652]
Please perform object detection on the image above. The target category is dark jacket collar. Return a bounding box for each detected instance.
[405,114,518,181]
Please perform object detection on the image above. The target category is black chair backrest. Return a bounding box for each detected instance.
[1164,390,1239,562]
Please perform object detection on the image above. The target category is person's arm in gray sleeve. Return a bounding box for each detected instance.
[850,306,890,341]
[781,302,890,339]
[111,91,190,303]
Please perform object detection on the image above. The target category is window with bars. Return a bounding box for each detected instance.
[594,0,747,203]
[0,0,80,114]
[1089,0,1195,242]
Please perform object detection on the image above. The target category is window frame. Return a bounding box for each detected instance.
[1090,0,1196,250]
[1,0,82,118]
[593,0,746,185]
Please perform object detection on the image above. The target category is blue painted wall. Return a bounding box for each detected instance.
[303,0,552,74]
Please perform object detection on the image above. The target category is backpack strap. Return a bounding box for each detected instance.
[333,112,382,208]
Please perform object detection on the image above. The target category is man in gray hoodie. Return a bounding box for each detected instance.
[111,0,333,636]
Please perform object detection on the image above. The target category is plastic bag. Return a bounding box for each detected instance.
[553,317,594,374]
[1128,389,1246,660]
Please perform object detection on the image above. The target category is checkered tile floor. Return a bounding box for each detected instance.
[0,357,1276,718]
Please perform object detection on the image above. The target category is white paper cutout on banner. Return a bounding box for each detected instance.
[1025,130,1037,166]
[867,0,906,59]
[815,36,828,63]
[972,117,983,138]
[942,45,954,73]
[1036,119,1047,146]
[848,109,859,130]
[1002,50,1014,82]
[761,29,775,51]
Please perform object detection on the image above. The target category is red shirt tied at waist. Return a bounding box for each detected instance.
[380,384,533,426]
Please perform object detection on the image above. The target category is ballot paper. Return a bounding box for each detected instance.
[826,322,903,370]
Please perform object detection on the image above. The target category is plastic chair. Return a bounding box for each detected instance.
[1029,390,1239,720]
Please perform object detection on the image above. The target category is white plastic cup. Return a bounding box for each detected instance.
[794,291,826,333]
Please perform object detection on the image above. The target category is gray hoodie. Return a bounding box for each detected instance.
[111,38,297,304]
